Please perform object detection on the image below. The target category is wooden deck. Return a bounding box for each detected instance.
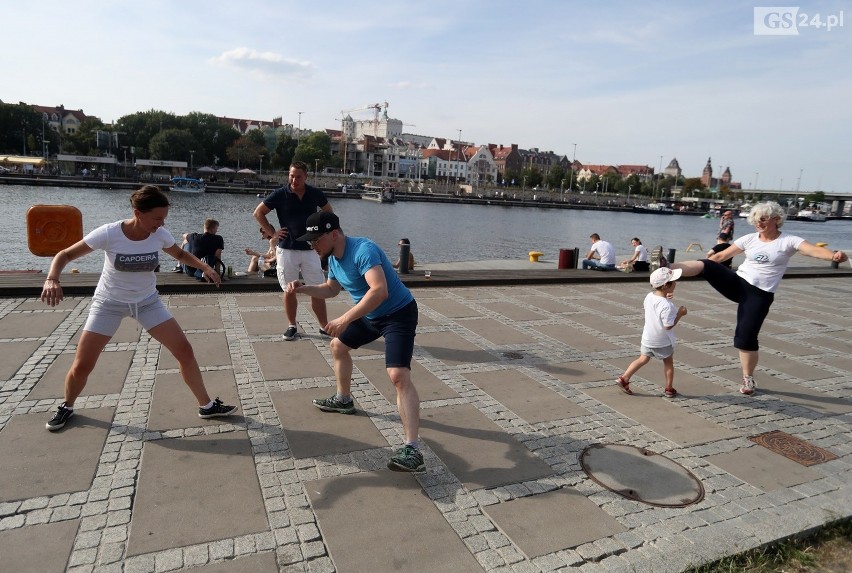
[0,266,849,298]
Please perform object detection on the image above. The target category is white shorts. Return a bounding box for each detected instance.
[640,344,674,360]
[84,293,173,336]
[276,248,325,289]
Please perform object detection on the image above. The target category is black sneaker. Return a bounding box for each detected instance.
[46,403,74,431]
[312,394,356,414]
[198,397,238,419]
[283,326,299,341]
[319,328,331,337]
[388,445,425,473]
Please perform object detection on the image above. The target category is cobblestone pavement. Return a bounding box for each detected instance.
[0,277,850,572]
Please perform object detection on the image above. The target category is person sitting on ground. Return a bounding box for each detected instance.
[182,219,224,280]
[581,233,616,271]
[392,237,416,270]
[617,267,688,398]
[246,228,277,275]
[707,233,733,268]
[618,237,650,272]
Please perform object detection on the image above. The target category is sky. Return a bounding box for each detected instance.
[5,0,851,193]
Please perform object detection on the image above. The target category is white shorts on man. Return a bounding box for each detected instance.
[276,248,325,287]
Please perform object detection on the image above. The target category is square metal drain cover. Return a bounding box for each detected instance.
[749,430,838,466]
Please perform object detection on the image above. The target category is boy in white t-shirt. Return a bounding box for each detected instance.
[617,267,688,398]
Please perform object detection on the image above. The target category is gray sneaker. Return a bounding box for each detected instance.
[312,395,355,414]
[388,445,425,473]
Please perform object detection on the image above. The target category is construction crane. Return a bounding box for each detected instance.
[339,103,386,173]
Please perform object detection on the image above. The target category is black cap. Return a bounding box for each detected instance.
[297,211,340,241]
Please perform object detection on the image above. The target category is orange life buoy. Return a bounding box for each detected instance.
[26,204,83,257]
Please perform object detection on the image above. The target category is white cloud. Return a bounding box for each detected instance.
[209,47,314,79]
[388,81,432,90]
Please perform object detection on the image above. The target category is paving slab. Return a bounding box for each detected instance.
[0,407,115,502]
[458,317,531,345]
[127,431,267,556]
[270,388,387,459]
[420,404,553,489]
[254,339,333,381]
[307,470,483,572]
[463,369,590,423]
[420,298,482,318]
[704,446,823,491]
[169,304,224,330]
[416,331,499,366]
[0,310,69,338]
[485,487,626,557]
[673,346,730,368]
[532,323,623,353]
[584,387,739,446]
[0,519,79,573]
[809,334,852,353]
[241,308,288,336]
[513,294,578,314]
[356,357,458,403]
[715,369,852,415]
[0,340,41,380]
[158,331,231,370]
[27,349,133,400]
[234,293,283,308]
[536,361,613,384]
[568,312,639,336]
[754,353,837,380]
[149,369,242,431]
[167,294,223,307]
[761,337,823,356]
[479,300,547,321]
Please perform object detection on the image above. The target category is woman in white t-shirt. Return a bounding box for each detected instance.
[40,185,238,431]
[672,201,848,396]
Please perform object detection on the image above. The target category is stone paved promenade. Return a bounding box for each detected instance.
[0,273,850,572]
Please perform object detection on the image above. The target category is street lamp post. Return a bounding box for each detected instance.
[568,143,577,192]
[189,150,195,173]
[123,146,128,178]
[315,158,319,177]
[297,112,303,147]
[259,154,264,177]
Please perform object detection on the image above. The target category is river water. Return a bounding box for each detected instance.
[4,184,851,273]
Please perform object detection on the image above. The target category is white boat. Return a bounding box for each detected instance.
[169,177,206,193]
[361,187,397,203]
[738,204,752,218]
[795,208,827,222]
[632,203,674,214]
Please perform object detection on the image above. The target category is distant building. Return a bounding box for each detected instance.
[31,104,89,135]
[663,158,682,178]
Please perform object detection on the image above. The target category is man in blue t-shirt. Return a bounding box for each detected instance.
[288,211,425,473]
[254,161,332,340]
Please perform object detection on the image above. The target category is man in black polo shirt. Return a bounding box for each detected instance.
[253,161,332,340]
[182,219,224,279]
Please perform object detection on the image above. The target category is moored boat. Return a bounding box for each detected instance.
[169,177,206,193]
[632,203,674,214]
[361,186,397,203]
[795,208,827,222]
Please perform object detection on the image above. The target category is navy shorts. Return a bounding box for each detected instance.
[700,260,774,351]
[337,300,418,369]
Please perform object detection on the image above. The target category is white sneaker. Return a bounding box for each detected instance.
[740,375,756,395]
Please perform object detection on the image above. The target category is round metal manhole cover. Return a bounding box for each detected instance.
[580,444,704,507]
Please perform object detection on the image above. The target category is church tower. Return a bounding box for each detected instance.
[701,157,713,187]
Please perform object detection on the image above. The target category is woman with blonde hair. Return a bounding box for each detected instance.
[671,201,847,395]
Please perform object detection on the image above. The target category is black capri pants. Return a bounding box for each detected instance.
[700,260,774,351]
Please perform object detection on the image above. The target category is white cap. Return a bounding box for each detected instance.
[650,267,682,288]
